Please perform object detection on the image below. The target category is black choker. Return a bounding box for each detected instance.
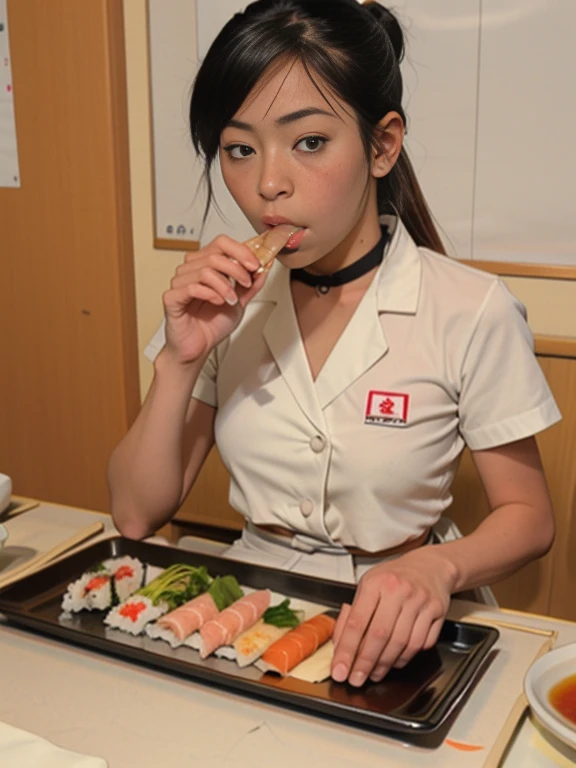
[290,226,389,295]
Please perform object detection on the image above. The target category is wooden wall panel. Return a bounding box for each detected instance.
[0,1,139,511]
[541,357,576,620]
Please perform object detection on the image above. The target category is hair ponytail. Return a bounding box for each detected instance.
[363,1,446,253]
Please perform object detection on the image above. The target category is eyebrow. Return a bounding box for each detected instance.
[225,108,337,131]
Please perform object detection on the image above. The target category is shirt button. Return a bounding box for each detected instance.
[299,499,314,518]
[309,435,326,453]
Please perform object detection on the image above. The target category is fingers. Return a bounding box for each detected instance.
[330,567,449,687]
[333,583,409,687]
[333,603,352,648]
[186,235,261,273]
[162,283,224,318]
[172,237,264,309]
[330,587,384,686]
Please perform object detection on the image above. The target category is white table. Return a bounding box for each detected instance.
[1,501,575,767]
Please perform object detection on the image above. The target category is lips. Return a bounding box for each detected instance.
[261,215,301,228]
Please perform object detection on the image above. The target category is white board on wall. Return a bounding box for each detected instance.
[147,0,576,268]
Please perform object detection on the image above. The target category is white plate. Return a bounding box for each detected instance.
[524,642,576,750]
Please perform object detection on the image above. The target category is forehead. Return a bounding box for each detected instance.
[233,59,351,125]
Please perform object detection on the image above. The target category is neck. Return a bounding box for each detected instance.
[306,218,383,276]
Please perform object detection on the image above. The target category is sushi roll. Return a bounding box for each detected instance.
[61,557,147,615]
[61,569,112,614]
[102,555,145,602]
[256,613,336,676]
[146,575,243,648]
[105,595,166,635]
[233,620,291,667]
[199,590,271,659]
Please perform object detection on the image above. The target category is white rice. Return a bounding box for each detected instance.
[85,578,112,610]
[183,631,202,652]
[145,622,183,649]
[104,596,167,635]
[61,571,111,613]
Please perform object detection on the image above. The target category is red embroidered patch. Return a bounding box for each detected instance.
[365,391,410,426]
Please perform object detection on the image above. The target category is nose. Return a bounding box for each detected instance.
[257,150,293,201]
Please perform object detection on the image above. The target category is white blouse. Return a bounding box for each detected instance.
[145,217,561,552]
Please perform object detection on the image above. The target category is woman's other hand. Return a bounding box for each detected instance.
[330,548,458,686]
[162,235,265,365]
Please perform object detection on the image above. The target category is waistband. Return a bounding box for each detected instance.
[248,521,432,559]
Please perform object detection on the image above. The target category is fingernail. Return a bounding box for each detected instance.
[225,295,238,306]
[350,671,366,687]
[332,664,348,682]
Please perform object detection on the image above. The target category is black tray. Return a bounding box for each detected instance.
[0,537,498,737]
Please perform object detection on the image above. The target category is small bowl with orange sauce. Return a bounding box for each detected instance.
[524,643,576,750]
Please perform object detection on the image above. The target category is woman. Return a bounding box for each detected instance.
[109,0,559,687]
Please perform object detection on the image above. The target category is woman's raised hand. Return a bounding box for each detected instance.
[330,548,458,686]
[161,235,266,365]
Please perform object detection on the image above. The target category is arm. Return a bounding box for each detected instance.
[429,436,554,591]
[331,436,555,686]
[108,235,265,540]
[108,350,216,540]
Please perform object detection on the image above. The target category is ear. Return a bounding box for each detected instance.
[371,111,405,178]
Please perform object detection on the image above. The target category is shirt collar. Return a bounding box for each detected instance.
[253,215,422,314]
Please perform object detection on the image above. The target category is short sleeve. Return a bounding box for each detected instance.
[143,319,219,408]
[458,280,561,450]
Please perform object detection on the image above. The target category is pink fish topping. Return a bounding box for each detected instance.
[114,565,134,581]
[83,575,109,594]
[199,590,271,658]
[158,592,219,641]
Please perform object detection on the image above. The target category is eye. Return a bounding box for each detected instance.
[295,135,327,153]
[222,144,254,160]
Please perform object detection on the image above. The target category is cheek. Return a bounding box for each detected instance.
[305,154,369,218]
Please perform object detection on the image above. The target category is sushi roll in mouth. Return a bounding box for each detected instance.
[244,224,304,274]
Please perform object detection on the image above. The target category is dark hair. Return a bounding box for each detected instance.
[190,0,445,254]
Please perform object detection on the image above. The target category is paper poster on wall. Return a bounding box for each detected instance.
[0,0,21,188]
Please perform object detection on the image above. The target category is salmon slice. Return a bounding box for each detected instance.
[257,613,336,676]
[199,590,271,659]
[157,592,219,641]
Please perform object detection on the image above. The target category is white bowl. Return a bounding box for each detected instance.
[524,642,576,750]
[0,524,7,550]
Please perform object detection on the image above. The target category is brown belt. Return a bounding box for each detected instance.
[253,523,432,559]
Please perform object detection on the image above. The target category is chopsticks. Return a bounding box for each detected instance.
[0,521,104,590]
[0,497,40,523]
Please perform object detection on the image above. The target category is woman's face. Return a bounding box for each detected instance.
[219,60,385,271]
